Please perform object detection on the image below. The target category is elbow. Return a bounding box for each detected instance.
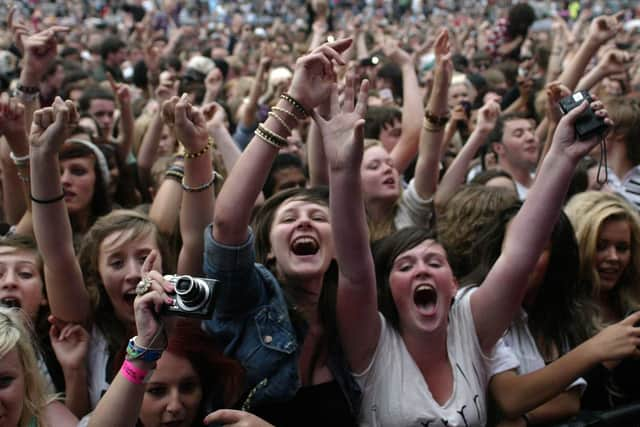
[495,395,525,420]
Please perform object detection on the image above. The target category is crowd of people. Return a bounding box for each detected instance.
[0,0,640,426]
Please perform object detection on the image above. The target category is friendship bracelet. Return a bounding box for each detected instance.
[181,171,217,192]
[126,336,164,363]
[183,137,214,159]
[9,152,29,167]
[272,106,300,123]
[424,109,450,127]
[164,170,184,183]
[280,93,309,119]
[268,111,293,133]
[30,192,64,204]
[120,360,154,385]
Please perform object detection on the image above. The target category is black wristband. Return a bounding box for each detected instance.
[30,192,65,204]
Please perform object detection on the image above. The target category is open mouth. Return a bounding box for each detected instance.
[123,291,137,305]
[382,177,395,185]
[0,297,21,308]
[413,285,437,315]
[291,236,319,256]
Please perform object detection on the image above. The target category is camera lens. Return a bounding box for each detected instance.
[175,276,206,309]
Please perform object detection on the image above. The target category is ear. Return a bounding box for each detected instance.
[491,142,504,157]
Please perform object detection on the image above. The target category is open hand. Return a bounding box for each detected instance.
[311,72,369,171]
[29,97,78,154]
[49,317,90,371]
[433,29,453,93]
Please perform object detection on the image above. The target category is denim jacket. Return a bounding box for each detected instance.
[202,225,361,415]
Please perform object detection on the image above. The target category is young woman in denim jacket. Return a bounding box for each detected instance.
[194,40,361,426]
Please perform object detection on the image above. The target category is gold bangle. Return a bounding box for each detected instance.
[272,106,299,123]
[423,120,444,133]
[255,124,288,149]
[268,111,293,133]
[280,93,308,119]
[183,137,213,159]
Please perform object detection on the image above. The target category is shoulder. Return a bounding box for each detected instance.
[43,401,78,427]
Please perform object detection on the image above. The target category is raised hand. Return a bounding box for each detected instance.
[432,29,453,96]
[311,73,369,171]
[383,37,412,67]
[587,13,623,46]
[204,409,275,427]
[134,250,173,349]
[162,94,209,153]
[107,72,132,108]
[598,49,634,77]
[287,39,352,112]
[8,7,31,54]
[49,317,90,371]
[544,82,572,124]
[0,95,27,142]
[21,26,70,82]
[550,94,613,161]
[29,97,78,154]
[475,100,501,134]
[202,102,227,132]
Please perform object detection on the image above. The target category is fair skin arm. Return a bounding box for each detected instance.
[107,74,135,160]
[558,13,622,91]
[384,40,423,175]
[540,82,571,163]
[203,102,242,172]
[161,94,214,276]
[213,40,351,246]
[434,100,500,210]
[577,50,633,91]
[471,98,613,353]
[89,253,172,427]
[43,401,79,427]
[239,55,271,128]
[204,409,275,426]
[312,76,379,373]
[414,29,452,201]
[148,177,183,236]
[491,311,640,421]
[49,319,90,418]
[0,97,30,225]
[29,97,92,325]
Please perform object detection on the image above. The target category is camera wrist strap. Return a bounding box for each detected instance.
[596,136,608,186]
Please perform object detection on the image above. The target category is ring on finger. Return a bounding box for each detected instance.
[136,276,153,296]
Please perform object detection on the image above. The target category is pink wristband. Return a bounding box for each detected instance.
[120,360,153,385]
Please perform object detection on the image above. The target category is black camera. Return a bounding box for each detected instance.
[558,90,609,140]
[163,275,217,319]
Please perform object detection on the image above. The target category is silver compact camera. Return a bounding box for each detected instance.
[163,275,217,319]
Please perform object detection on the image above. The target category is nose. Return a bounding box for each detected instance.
[604,245,620,261]
[1,270,19,290]
[165,388,185,416]
[60,168,72,187]
[124,258,142,285]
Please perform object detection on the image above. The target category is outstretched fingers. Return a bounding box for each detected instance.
[354,79,370,118]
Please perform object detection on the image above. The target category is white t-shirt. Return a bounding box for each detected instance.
[87,326,111,409]
[394,178,434,230]
[355,290,514,427]
[503,309,586,393]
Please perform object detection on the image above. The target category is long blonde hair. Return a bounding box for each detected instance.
[0,308,49,427]
[565,191,640,323]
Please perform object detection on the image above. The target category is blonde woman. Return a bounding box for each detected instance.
[565,190,640,410]
[0,307,77,426]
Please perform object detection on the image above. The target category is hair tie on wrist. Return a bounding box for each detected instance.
[30,192,65,204]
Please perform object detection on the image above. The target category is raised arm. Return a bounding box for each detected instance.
[30,98,91,325]
[213,39,352,246]
[471,96,613,353]
[434,100,500,210]
[384,40,423,175]
[162,94,215,276]
[414,29,452,201]
[314,76,378,373]
[107,75,135,160]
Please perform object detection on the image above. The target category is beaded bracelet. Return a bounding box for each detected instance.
[183,137,213,159]
[164,170,184,183]
[268,111,293,133]
[280,93,308,119]
[255,124,288,149]
[181,171,217,192]
[424,109,450,127]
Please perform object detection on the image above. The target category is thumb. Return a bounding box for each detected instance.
[204,409,242,425]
